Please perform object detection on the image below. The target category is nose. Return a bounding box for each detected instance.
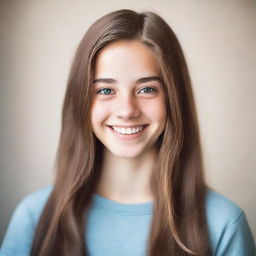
[114,93,140,120]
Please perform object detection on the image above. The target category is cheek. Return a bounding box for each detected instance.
[90,101,110,129]
[141,98,166,123]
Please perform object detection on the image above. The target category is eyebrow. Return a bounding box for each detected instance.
[93,76,162,84]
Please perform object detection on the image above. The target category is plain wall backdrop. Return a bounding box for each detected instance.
[0,0,255,243]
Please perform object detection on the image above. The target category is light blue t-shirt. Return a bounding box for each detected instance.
[0,185,255,256]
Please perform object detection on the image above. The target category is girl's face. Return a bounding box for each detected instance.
[90,40,167,159]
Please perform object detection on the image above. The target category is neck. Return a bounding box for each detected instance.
[94,147,157,204]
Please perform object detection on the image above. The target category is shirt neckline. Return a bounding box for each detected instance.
[90,193,154,216]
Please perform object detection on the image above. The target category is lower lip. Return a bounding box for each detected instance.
[108,125,148,141]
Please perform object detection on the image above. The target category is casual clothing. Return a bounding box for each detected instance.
[0,185,255,255]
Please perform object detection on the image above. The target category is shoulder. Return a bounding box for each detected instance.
[14,185,53,224]
[205,188,242,228]
[19,185,53,215]
[205,188,255,255]
[0,185,53,255]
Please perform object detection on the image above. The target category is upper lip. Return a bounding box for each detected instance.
[107,124,148,128]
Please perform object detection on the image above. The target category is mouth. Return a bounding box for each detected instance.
[107,125,148,140]
[107,125,148,134]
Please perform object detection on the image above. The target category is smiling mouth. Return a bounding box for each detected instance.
[107,125,148,135]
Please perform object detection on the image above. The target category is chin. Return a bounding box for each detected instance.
[109,148,146,159]
[111,151,141,159]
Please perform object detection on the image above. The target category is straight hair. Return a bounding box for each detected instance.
[31,9,212,255]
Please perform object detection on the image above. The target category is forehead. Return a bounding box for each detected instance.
[93,40,160,79]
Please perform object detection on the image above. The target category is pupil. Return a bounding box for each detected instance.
[103,88,111,94]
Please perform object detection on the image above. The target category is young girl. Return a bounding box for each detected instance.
[1,9,255,256]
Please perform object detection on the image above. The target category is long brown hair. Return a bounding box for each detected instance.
[31,9,211,255]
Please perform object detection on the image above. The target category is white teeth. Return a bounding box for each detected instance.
[112,126,144,135]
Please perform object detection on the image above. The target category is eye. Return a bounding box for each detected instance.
[138,87,157,94]
[96,88,114,95]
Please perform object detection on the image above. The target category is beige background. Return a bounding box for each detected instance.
[0,0,255,243]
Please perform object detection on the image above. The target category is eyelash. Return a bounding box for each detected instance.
[96,87,157,95]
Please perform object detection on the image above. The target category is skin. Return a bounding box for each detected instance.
[90,40,167,203]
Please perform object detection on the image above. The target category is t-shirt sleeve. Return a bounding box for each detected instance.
[215,211,256,256]
[0,186,52,256]
[0,198,36,256]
